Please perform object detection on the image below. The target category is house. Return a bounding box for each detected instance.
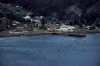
[84,25,97,30]
[16,26,25,31]
[12,21,20,26]
[59,24,75,32]
[23,15,31,20]
[46,23,60,31]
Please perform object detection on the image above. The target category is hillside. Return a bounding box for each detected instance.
[0,0,100,26]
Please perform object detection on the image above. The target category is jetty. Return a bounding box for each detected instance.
[67,33,86,37]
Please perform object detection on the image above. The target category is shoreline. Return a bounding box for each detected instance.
[0,30,100,37]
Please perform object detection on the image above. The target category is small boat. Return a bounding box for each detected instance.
[68,33,86,37]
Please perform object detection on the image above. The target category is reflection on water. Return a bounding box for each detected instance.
[0,34,100,66]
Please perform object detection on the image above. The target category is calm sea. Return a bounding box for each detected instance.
[0,34,100,66]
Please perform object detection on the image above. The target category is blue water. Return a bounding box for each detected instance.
[0,34,100,66]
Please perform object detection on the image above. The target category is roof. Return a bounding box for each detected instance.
[60,24,68,28]
[60,24,75,29]
[23,15,31,19]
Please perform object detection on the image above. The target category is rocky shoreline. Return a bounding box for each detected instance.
[0,28,100,37]
[0,32,95,37]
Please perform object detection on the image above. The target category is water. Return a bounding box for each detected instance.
[0,34,100,66]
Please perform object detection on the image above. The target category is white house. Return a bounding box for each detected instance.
[23,15,31,20]
[59,24,75,32]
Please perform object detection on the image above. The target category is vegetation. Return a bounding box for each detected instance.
[0,0,100,32]
[1,0,100,23]
[0,3,31,22]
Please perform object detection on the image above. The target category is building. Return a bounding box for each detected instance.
[12,21,20,26]
[46,23,60,31]
[59,24,75,32]
[23,15,31,20]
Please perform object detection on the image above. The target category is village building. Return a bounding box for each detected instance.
[23,15,31,20]
[59,24,75,32]
[46,23,60,31]
[36,21,42,27]
[12,21,20,26]
[83,25,98,30]
[16,26,24,31]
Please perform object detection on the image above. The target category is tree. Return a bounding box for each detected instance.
[0,17,7,31]
[41,17,46,29]
[95,17,100,27]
